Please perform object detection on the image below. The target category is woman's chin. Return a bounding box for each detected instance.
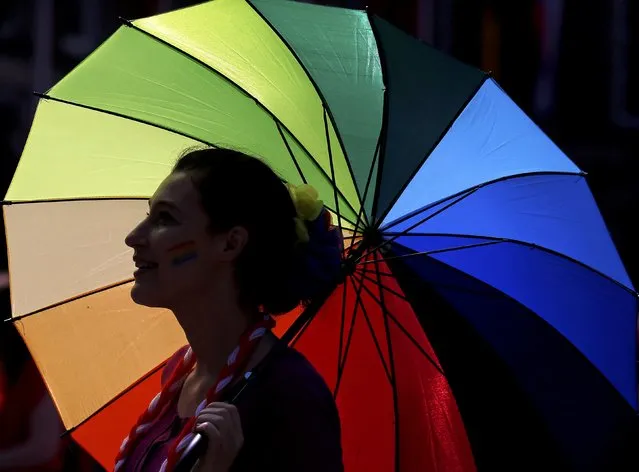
[130,283,166,308]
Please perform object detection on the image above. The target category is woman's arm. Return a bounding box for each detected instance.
[0,394,64,469]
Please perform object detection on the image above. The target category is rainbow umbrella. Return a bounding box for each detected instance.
[4,1,637,470]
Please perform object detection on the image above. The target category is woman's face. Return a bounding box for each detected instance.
[125,172,244,309]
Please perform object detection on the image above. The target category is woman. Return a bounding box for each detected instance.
[117,148,344,472]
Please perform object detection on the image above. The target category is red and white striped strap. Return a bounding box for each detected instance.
[113,315,274,472]
[114,346,196,472]
[163,317,274,471]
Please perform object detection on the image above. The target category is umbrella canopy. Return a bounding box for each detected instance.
[4,0,637,471]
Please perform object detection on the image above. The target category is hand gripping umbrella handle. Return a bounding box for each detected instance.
[173,365,257,472]
[173,289,333,472]
[173,374,250,472]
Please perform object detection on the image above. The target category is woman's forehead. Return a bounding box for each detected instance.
[151,173,198,206]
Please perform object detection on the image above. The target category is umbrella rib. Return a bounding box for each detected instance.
[343,235,363,253]
[354,268,410,302]
[356,187,480,263]
[91,21,361,221]
[356,266,507,300]
[344,238,365,262]
[389,235,638,296]
[375,74,490,225]
[286,304,320,348]
[347,276,393,383]
[288,313,314,348]
[380,170,586,234]
[2,196,148,206]
[380,187,475,234]
[357,265,393,277]
[2,193,357,230]
[367,11,389,224]
[358,268,393,278]
[360,170,587,263]
[323,107,344,237]
[360,240,504,265]
[245,1,365,218]
[334,275,362,398]
[355,134,381,236]
[5,278,134,323]
[283,278,338,347]
[34,92,214,147]
[384,231,500,238]
[343,233,363,242]
[63,359,167,437]
[275,121,307,184]
[331,212,358,230]
[385,312,445,375]
[356,269,445,377]
[383,244,639,418]
[27,95,357,227]
[372,258,401,472]
[336,275,349,391]
[354,133,382,237]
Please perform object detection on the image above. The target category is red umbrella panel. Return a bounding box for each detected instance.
[69,251,475,472]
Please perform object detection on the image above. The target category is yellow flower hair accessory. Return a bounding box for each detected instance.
[287,183,324,243]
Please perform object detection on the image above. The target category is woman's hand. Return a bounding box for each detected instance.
[193,402,244,472]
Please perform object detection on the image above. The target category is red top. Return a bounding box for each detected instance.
[123,343,344,471]
[0,359,66,472]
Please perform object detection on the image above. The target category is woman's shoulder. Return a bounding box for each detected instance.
[233,345,344,471]
[263,345,334,401]
[251,344,341,431]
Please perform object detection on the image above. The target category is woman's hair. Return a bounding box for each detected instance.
[173,147,343,314]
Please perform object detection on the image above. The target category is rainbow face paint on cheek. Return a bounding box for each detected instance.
[167,241,198,266]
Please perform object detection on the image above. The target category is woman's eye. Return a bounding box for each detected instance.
[148,211,175,225]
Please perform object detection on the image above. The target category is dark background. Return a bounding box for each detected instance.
[1,0,636,292]
[0,1,636,470]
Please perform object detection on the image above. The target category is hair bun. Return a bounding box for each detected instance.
[292,207,344,306]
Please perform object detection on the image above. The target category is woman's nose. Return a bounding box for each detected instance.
[125,221,148,248]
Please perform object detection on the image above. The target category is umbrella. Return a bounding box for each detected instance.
[4,0,637,470]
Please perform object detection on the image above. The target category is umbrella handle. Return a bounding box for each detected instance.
[174,433,207,472]
[172,359,264,471]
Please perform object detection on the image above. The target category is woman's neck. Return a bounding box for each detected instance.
[173,284,251,379]
[171,292,277,417]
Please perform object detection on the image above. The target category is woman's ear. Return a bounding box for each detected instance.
[218,226,249,262]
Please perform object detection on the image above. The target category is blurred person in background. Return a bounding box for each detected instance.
[0,321,66,472]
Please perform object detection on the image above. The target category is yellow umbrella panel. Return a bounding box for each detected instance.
[4,1,362,466]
